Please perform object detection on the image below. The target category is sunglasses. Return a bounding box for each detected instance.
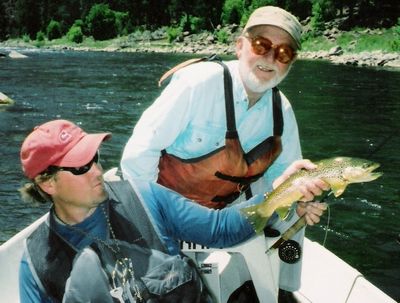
[246,35,296,64]
[43,152,99,176]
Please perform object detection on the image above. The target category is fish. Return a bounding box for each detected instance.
[241,157,383,234]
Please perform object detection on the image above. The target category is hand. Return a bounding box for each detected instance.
[273,159,330,202]
[296,201,328,225]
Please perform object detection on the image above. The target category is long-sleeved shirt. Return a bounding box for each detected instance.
[19,179,263,303]
[121,60,302,194]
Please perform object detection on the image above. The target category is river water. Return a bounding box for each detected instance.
[0,49,399,300]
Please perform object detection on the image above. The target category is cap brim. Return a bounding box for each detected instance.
[54,133,111,167]
[245,21,301,49]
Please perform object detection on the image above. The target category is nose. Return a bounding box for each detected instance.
[263,47,276,62]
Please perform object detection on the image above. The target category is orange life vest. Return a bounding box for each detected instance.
[157,60,283,209]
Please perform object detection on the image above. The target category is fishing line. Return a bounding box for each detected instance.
[365,130,398,159]
[321,204,331,247]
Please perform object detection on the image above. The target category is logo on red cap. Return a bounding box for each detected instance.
[59,130,73,143]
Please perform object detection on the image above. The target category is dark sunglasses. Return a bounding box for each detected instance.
[247,36,296,64]
[43,152,99,176]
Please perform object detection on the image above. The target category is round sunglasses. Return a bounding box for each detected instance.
[246,35,296,64]
[43,152,99,176]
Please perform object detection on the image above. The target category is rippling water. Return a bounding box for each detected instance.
[0,49,399,300]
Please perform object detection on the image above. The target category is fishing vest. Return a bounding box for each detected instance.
[157,59,283,209]
[25,181,166,302]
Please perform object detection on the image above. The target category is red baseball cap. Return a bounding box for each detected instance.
[20,119,111,179]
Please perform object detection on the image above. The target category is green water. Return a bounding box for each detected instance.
[0,49,399,300]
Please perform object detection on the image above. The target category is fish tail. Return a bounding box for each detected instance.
[240,205,269,234]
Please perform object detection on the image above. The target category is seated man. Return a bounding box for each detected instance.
[18,119,326,302]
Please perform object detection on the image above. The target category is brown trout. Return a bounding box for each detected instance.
[241,157,383,233]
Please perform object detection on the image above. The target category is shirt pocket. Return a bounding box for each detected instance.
[168,122,226,158]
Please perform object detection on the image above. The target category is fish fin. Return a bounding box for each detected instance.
[240,205,270,234]
[330,181,348,197]
[275,206,291,220]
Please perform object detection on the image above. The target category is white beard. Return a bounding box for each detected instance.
[239,60,291,93]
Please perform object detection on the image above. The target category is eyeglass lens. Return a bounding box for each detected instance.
[251,36,295,64]
[63,152,99,175]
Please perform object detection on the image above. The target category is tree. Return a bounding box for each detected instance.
[86,4,117,40]
[46,20,62,40]
[221,0,245,25]
[14,0,42,38]
[0,2,8,40]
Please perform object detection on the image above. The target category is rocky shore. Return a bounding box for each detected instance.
[1,29,399,68]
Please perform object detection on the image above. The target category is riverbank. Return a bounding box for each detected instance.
[1,27,399,68]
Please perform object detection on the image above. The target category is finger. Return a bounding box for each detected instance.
[305,212,321,226]
[306,181,324,197]
[287,159,316,174]
[315,179,330,191]
[298,202,327,218]
[308,204,325,217]
[296,201,307,216]
[313,202,328,211]
[298,159,317,171]
[297,184,316,202]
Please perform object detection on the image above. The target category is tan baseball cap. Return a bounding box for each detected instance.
[243,6,302,49]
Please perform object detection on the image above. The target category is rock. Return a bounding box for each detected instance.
[328,46,343,56]
[0,92,15,105]
[385,59,400,68]
[8,50,28,58]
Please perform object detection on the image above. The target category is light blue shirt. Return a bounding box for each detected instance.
[121,60,302,193]
[19,179,261,303]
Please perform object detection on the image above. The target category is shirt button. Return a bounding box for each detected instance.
[197,138,202,142]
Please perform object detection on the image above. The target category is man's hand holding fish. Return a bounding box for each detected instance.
[272,159,330,226]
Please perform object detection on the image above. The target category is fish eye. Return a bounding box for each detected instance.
[362,162,370,168]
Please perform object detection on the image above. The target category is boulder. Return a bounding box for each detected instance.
[8,50,27,58]
[0,92,15,105]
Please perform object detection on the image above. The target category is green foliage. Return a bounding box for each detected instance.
[221,0,245,25]
[22,34,30,43]
[35,30,46,47]
[36,31,45,41]
[114,11,131,36]
[310,1,325,35]
[310,0,336,35]
[354,29,400,52]
[46,20,62,40]
[73,19,84,28]
[67,24,84,43]
[188,16,206,34]
[166,26,182,43]
[178,14,190,32]
[215,28,229,43]
[86,4,117,40]
[301,35,333,51]
[395,18,400,35]
[302,26,400,53]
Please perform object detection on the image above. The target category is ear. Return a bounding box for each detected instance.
[235,37,244,58]
[37,178,56,196]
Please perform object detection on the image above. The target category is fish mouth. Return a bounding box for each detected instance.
[363,162,383,181]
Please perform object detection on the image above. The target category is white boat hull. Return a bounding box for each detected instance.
[0,214,396,303]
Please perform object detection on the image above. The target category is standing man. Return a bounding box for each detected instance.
[121,6,325,302]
